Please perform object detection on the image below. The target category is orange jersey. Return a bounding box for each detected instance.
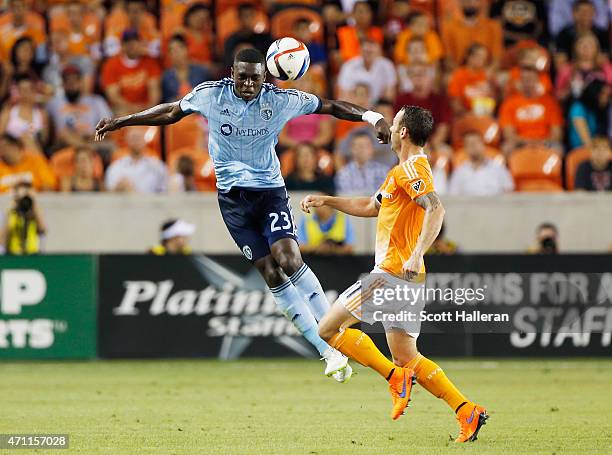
[375,154,434,276]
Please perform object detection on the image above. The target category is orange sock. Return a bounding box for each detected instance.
[329,328,396,380]
[405,354,468,412]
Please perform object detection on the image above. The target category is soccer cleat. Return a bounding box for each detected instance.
[322,348,349,377]
[455,403,488,442]
[332,363,353,383]
[388,367,416,420]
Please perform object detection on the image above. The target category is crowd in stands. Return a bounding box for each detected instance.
[0,0,610,197]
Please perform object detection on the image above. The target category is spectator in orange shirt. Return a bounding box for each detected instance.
[0,134,56,192]
[181,3,214,68]
[59,145,104,193]
[0,0,46,62]
[442,0,503,70]
[101,29,161,116]
[393,11,444,66]
[104,0,160,58]
[336,1,384,63]
[447,43,496,116]
[51,1,102,61]
[499,66,563,155]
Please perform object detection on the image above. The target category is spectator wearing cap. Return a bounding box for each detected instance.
[101,28,161,116]
[337,39,396,107]
[149,219,195,255]
[0,74,49,154]
[42,30,94,96]
[0,134,56,192]
[105,127,167,193]
[161,34,212,103]
[441,0,503,70]
[104,0,160,58]
[47,65,112,150]
[449,131,514,196]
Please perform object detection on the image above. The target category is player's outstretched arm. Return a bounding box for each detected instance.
[301,194,379,218]
[402,192,445,279]
[317,99,391,144]
[94,101,188,141]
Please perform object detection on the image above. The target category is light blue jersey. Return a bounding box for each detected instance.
[179,78,321,192]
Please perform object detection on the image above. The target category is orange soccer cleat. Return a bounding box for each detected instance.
[388,367,416,420]
[455,402,489,442]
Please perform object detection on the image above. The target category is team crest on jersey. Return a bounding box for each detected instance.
[260,106,273,121]
[242,245,253,260]
[411,179,425,194]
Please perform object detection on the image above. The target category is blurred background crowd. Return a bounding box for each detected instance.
[0,0,609,199]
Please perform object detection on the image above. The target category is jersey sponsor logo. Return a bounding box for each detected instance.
[242,245,253,260]
[220,124,269,137]
[220,124,233,136]
[260,106,273,121]
[411,179,425,194]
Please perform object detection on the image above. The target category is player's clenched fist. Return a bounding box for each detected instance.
[94,118,117,141]
[375,119,391,144]
[402,253,424,281]
[300,194,326,213]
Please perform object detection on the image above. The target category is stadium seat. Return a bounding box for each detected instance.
[565,146,592,191]
[165,116,206,156]
[508,146,563,192]
[451,114,501,149]
[452,146,504,170]
[280,148,334,177]
[167,147,216,191]
[270,8,324,43]
[50,147,104,185]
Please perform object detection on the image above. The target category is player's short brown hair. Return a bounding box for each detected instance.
[399,105,433,147]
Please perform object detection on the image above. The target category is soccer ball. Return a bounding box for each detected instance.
[266,37,310,81]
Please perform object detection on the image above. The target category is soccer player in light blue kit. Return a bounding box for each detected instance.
[95,48,391,382]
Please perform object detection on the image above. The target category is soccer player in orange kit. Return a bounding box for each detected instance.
[300,106,488,442]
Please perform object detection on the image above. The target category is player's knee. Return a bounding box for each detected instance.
[318,319,338,342]
[392,350,420,367]
[276,252,303,277]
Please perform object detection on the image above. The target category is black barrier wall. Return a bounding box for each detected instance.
[98,254,612,359]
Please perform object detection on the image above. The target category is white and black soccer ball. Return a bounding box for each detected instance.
[266,37,310,81]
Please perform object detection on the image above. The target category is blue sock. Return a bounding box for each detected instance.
[290,264,330,321]
[270,280,330,356]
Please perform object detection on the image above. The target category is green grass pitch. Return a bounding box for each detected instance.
[1,359,611,454]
